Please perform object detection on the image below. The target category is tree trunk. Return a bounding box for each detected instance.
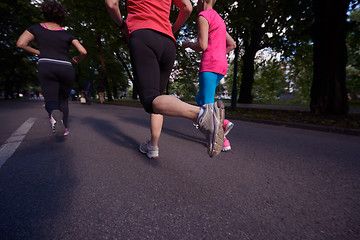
[238,19,264,104]
[113,84,118,99]
[231,35,240,110]
[238,44,257,103]
[115,51,138,99]
[97,32,113,101]
[310,0,349,115]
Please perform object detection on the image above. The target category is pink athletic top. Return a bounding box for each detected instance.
[126,0,176,44]
[199,9,227,75]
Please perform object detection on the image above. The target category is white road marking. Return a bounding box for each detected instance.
[0,118,36,169]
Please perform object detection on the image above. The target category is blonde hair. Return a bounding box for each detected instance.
[205,0,216,6]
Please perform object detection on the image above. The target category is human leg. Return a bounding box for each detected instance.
[129,30,176,113]
[130,30,225,157]
[195,72,233,151]
[99,92,105,103]
[58,65,74,129]
[129,30,172,157]
[139,114,162,159]
[152,95,225,157]
[38,62,60,117]
[150,113,163,147]
[196,72,220,106]
[152,95,200,122]
[38,62,64,135]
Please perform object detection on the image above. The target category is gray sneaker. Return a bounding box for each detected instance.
[197,101,225,157]
[139,141,159,159]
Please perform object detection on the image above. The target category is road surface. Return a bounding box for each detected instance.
[0,101,359,240]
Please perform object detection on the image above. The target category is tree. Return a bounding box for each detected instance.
[310,0,356,115]
[253,58,287,101]
[63,0,131,101]
[0,0,41,99]
[347,7,360,100]
[216,0,313,104]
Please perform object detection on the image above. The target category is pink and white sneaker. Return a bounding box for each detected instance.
[223,119,234,136]
[222,137,231,151]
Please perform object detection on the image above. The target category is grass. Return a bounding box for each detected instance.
[101,98,360,130]
[226,107,360,129]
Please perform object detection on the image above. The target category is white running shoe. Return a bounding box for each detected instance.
[64,128,70,136]
[139,141,159,159]
[50,115,56,133]
[197,101,225,157]
[50,110,65,136]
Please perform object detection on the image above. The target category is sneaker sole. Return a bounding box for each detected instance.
[222,146,231,151]
[224,122,234,136]
[210,101,225,158]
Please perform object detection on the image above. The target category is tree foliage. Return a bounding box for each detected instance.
[347,7,360,100]
[1,0,359,116]
[0,0,41,98]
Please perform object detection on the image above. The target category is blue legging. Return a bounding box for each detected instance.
[196,72,224,107]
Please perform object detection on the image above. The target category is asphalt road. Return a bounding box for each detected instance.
[0,101,359,240]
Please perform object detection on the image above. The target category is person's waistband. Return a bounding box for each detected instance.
[38,58,72,65]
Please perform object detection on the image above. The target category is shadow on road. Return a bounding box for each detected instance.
[162,127,205,146]
[0,138,76,239]
[81,117,160,167]
[118,115,205,147]
[81,117,139,149]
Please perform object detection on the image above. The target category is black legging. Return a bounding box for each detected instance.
[37,61,74,127]
[129,29,176,114]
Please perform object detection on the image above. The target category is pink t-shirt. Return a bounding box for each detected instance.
[126,0,176,44]
[199,9,227,75]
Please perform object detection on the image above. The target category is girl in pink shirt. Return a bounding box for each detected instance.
[183,0,236,151]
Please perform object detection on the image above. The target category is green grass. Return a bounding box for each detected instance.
[350,100,360,108]
[226,107,360,129]
[100,98,360,129]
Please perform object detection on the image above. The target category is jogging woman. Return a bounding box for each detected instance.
[182,0,236,151]
[17,0,87,136]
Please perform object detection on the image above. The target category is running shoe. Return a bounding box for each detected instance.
[197,101,225,157]
[50,110,65,135]
[139,141,159,159]
[222,137,231,152]
[223,119,234,136]
[50,115,56,133]
[64,128,70,136]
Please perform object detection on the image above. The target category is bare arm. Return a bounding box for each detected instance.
[105,0,124,27]
[182,15,208,52]
[226,32,236,54]
[16,30,40,55]
[172,0,193,34]
[71,39,87,63]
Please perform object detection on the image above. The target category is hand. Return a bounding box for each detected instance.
[72,56,80,63]
[120,24,129,44]
[182,39,190,50]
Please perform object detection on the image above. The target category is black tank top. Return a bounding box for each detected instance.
[27,24,77,62]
